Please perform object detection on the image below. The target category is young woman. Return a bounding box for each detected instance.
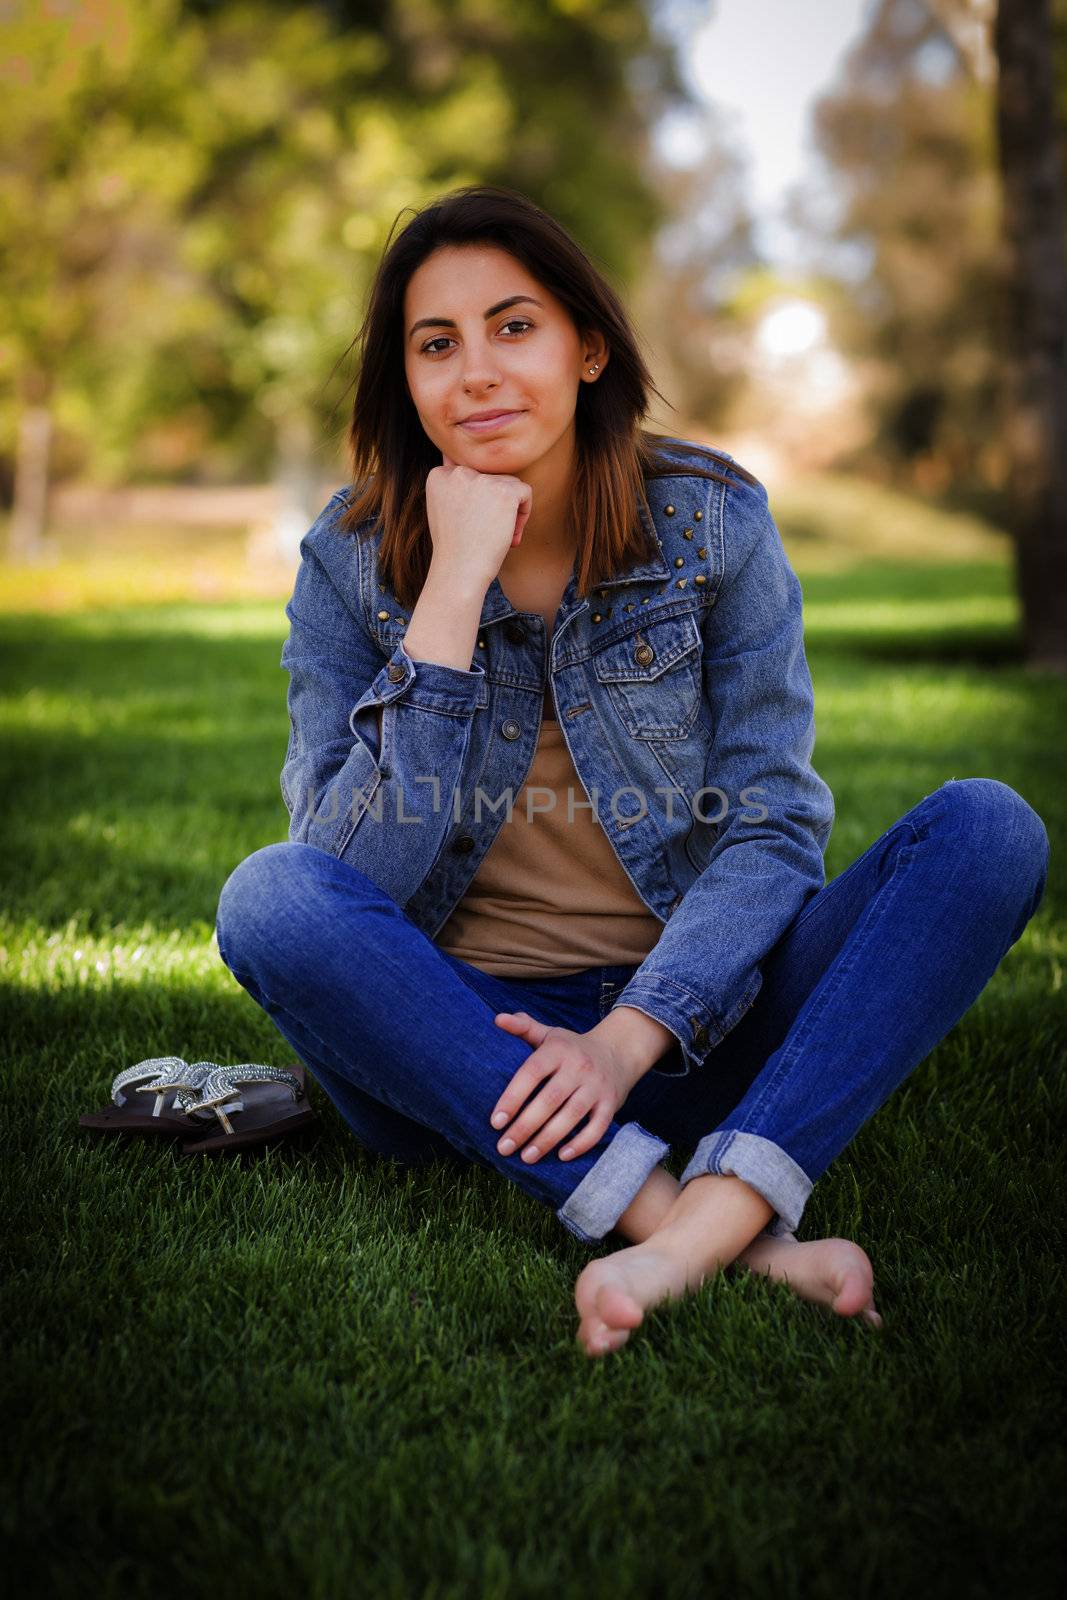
[215,185,1049,1359]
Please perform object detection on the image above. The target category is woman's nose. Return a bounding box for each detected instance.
[460,352,505,388]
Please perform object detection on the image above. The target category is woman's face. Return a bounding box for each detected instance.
[402,243,606,473]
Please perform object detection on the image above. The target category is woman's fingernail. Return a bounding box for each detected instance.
[491,1112,507,1128]
[522,1146,539,1162]
[498,1138,515,1155]
[561,1147,574,1159]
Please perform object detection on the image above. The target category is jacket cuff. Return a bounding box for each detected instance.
[605,999,691,1077]
[609,971,763,1077]
[353,640,489,726]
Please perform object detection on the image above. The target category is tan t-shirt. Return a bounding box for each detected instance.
[434,713,664,977]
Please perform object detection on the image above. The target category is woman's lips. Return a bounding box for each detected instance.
[457,410,525,435]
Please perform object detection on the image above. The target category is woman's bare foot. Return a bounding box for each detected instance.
[574,1231,883,1358]
[573,1241,709,1358]
[733,1230,884,1328]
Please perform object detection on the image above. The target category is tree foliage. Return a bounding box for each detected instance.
[0,0,685,489]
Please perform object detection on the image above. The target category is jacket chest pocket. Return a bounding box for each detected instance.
[591,612,703,740]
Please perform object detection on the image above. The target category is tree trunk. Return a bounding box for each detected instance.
[994,0,1067,671]
[7,398,54,564]
[270,410,319,566]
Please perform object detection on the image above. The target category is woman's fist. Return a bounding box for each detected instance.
[424,452,533,595]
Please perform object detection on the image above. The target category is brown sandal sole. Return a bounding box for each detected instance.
[180,1063,317,1153]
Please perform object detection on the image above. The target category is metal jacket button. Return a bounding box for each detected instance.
[386,663,405,682]
[634,643,654,667]
[501,719,521,740]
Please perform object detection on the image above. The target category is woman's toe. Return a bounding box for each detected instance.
[825,1248,876,1312]
[579,1316,632,1357]
[578,1315,606,1353]
[594,1281,644,1331]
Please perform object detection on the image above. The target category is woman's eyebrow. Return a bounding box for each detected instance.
[408,295,544,340]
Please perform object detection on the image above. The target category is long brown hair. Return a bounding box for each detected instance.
[333,183,758,613]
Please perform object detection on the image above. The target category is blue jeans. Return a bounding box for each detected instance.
[214,778,1048,1244]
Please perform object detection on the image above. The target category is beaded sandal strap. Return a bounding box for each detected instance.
[110,1058,214,1119]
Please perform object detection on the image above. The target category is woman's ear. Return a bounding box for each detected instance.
[580,330,609,375]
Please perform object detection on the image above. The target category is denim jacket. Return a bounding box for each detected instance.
[279,438,835,1078]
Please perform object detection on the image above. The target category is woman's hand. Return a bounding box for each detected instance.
[424,451,533,597]
[488,1012,635,1164]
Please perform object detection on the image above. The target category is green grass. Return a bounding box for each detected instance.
[3,507,1066,1597]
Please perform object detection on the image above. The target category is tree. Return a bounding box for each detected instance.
[994,0,1067,669]
[0,0,688,558]
[803,0,1008,500]
[798,0,1066,669]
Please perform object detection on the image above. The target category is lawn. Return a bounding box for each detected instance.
[2,482,1065,1598]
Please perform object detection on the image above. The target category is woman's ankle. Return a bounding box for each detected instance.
[612,1163,682,1243]
[640,1172,776,1278]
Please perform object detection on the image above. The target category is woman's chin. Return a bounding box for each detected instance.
[460,442,537,471]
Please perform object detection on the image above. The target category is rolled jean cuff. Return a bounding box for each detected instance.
[678,1130,813,1237]
[556,1120,670,1243]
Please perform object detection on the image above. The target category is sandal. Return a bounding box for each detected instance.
[79,1056,315,1153]
[179,1062,316,1154]
[79,1057,219,1138]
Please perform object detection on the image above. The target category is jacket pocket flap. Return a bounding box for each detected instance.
[591,612,701,683]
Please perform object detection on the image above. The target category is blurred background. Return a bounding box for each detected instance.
[1,0,1064,668]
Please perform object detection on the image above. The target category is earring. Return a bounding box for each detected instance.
[588,364,599,375]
